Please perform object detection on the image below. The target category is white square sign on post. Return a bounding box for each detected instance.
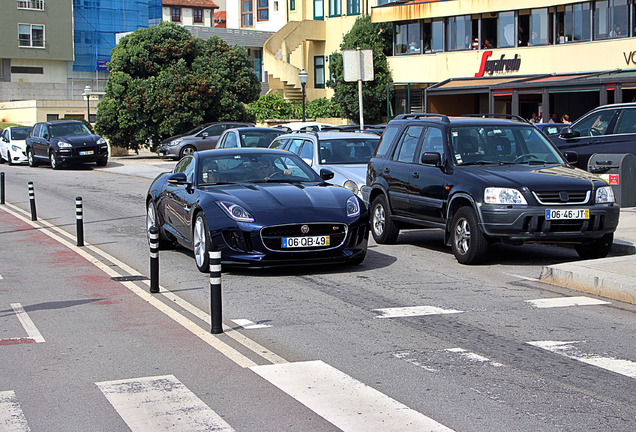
[343,48,374,130]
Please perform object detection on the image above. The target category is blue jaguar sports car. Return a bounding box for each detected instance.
[146,148,369,271]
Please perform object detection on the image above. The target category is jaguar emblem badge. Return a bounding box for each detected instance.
[301,225,309,234]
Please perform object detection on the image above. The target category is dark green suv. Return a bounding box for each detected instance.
[363,114,619,264]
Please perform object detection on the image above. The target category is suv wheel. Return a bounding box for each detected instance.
[49,151,61,170]
[27,149,38,167]
[451,206,487,264]
[575,233,613,260]
[371,195,399,244]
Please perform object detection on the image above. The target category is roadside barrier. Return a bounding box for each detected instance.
[76,197,84,246]
[209,251,223,334]
[28,182,37,221]
[149,226,159,293]
[1,172,4,204]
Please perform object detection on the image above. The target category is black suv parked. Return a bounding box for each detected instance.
[549,103,636,170]
[26,120,108,169]
[363,114,619,264]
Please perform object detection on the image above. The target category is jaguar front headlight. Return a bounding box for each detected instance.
[595,186,615,204]
[346,196,361,217]
[218,201,254,222]
[484,187,527,205]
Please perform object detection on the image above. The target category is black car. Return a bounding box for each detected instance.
[146,148,368,271]
[549,103,636,170]
[363,114,619,264]
[158,122,254,159]
[26,120,108,169]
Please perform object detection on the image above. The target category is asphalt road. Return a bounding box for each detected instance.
[1,160,635,431]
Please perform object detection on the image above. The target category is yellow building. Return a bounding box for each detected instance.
[264,0,380,101]
[372,0,636,122]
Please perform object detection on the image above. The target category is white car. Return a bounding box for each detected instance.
[0,126,31,165]
[272,122,334,132]
[269,131,379,198]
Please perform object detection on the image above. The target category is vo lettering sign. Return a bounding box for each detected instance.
[623,51,636,65]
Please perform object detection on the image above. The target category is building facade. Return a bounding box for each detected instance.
[162,0,219,27]
[371,0,636,122]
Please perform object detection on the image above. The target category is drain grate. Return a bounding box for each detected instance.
[111,275,148,282]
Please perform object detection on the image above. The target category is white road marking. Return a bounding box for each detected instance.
[525,296,610,308]
[0,274,3,280]
[0,391,30,432]
[96,375,234,432]
[504,273,540,282]
[392,352,439,372]
[231,319,271,329]
[444,348,504,367]
[373,306,463,319]
[251,360,454,432]
[3,303,45,343]
[528,340,636,379]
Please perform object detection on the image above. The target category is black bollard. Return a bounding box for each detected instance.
[1,172,4,205]
[76,197,84,246]
[209,251,223,334]
[28,182,37,221]
[149,226,159,293]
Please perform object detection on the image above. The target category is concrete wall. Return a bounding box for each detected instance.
[0,99,98,125]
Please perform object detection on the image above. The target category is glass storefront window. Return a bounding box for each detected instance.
[394,21,421,55]
[447,15,472,51]
[530,8,550,45]
[594,0,628,39]
[565,2,591,42]
[497,11,515,47]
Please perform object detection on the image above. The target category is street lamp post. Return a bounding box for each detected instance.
[298,69,308,122]
[84,85,92,124]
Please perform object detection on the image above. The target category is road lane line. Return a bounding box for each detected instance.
[10,303,45,343]
[2,202,287,366]
[525,296,610,308]
[251,360,454,432]
[231,319,271,329]
[528,340,636,379]
[96,375,234,432]
[0,391,30,432]
[444,348,504,367]
[373,306,463,319]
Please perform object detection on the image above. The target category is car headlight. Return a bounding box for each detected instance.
[58,141,72,148]
[484,187,527,205]
[97,137,107,145]
[343,180,359,196]
[168,138,183,147]
[346,196,360,217]
[11,145,20,152]
[218,201,254,222]
[595,186,615,204]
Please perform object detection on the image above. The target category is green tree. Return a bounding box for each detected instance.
[327,16,393,125]
[95,22,260,151]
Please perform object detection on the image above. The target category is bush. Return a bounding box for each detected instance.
[247,94,343,121]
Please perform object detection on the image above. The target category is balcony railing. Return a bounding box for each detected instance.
[17,0,44,10]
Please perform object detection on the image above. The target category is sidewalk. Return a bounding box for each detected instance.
[540,207,636,305]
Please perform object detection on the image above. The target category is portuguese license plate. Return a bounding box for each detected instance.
[545,209,589,220]
[79,150,94,156]
[282,235,330,248]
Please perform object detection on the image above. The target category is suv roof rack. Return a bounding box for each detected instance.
[393,113,450,123]
[461,114,529,123]
[291,129,320,138]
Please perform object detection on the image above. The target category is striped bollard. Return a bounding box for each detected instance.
[1,172,5,204]
[28,182,37,221]
[209,251,223,334]
[76,197,84,246]
[149,226,159,293]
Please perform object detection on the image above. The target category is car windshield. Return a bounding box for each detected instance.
[239,130,285,148]
[318,137,379,164]
[197,152,321,185]
[49,123,91,138]
[450,125,565,165]
[10,127,30,140]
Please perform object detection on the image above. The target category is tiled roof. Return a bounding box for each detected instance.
[214,11,226,20]
[162,0,219,8]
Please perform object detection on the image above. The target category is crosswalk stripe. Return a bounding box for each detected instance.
[528,341,636,379]
[373,306,463,319]
[96,375,234,432]
[251,360,454,432]
[10,303,44,343]
[525,296,610,308]
[0,391,30,432]
[231,319,271,329]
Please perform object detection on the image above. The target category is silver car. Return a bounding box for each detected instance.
[158,122,254,159]
[269,131,380,197]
